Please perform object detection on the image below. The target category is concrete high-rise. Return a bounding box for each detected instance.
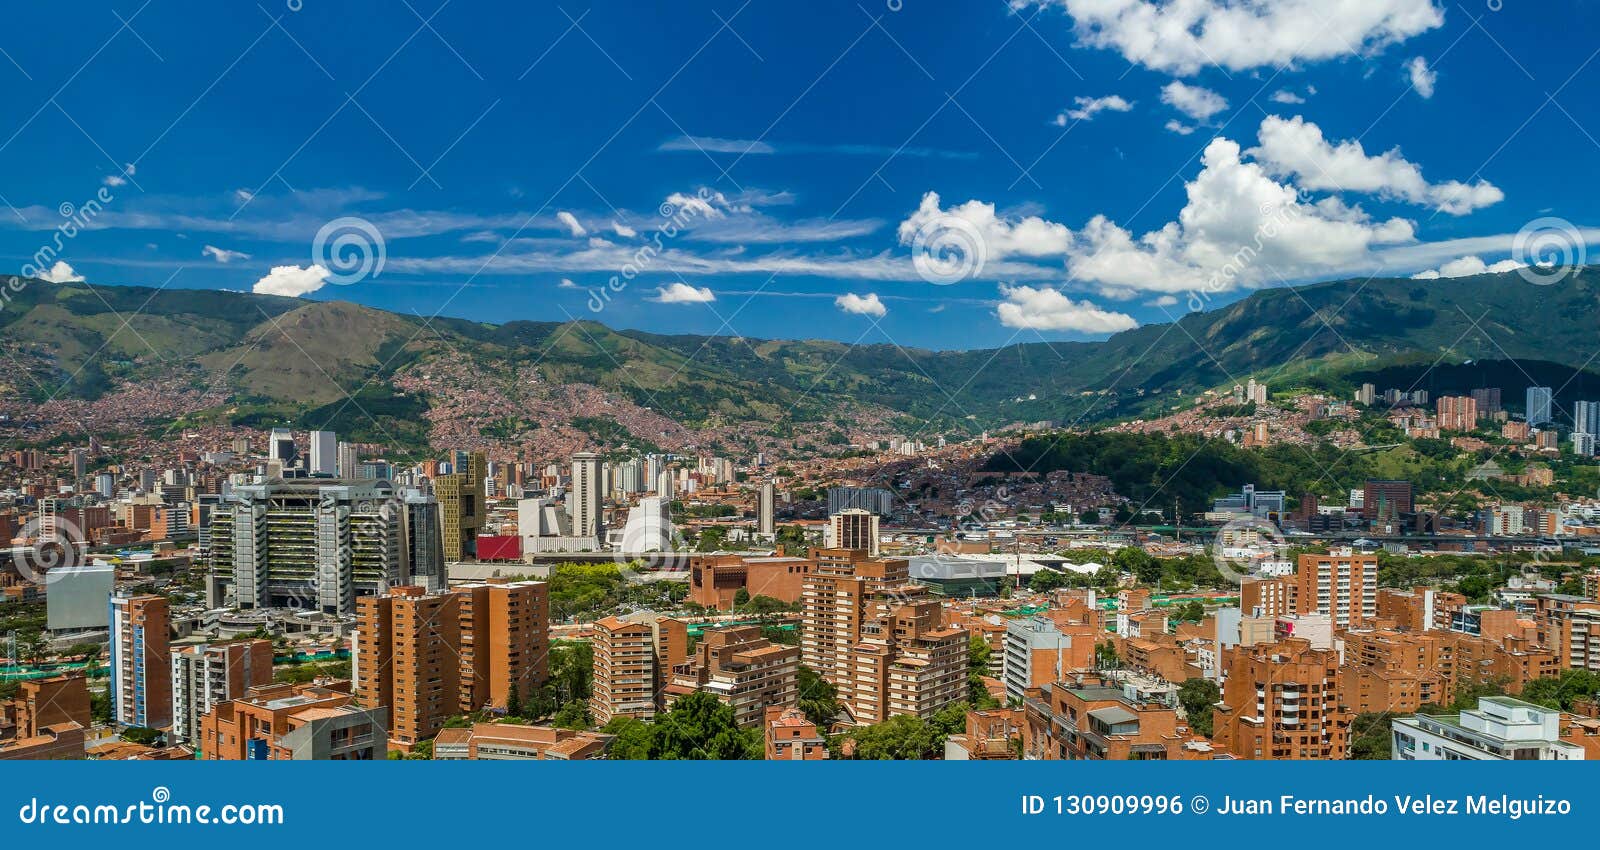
[824,509,879,556]
[434,451,486,562]
[109,593,172,730]
[569,452,603,539]
[207,478,406,614]
[1527,386,1554,425]
[757,480,775,536]
[170,639,274,744]
[308,430,337,476]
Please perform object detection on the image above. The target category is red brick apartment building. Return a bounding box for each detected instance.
[689,554,809,610]
[433,722,611,760]
[590,613,689,724]
[764,706,829,760]
[665,626,798,728]
[1212,639,1351,760]
[0,675,91,760]
[199,680,385,760]
[1021,676,1210,761]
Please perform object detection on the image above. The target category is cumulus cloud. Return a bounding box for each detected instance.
[1270,89,1307,105]
[1165,120,1196,136]
[202,245,250,264]
[253,264,331,297]
[650,282,716,303]
[1161,81,1229,124]
[557,278,580,289]
[898,192,1072,259]
[835,292,887,317]
[996,285,1137,333]
[556,211,587,237]
[611,220,637,238]
[1057,94,1134,124]
[1406,56,1436,98]
[1016,0,1444,75]
[1250,115,1502,214]
[1411,255,1526,280]
[1145,294,1181,307]
[35,260,84,283]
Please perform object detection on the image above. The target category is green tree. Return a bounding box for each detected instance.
[506,683,522,719]
[1114,547,1160,585]
[551,700,591,730]
[732,588,751,608]
[1029,569,1068,592]
[797,665,841,729]
[968,634,999,708]
[1348,712,1396,760]
[120,726,161,746]
[650,692,762,760]
[1176,678,1220,738]
[847,715,943,760]
[601,717,656,760]
[1519,669,1600,710]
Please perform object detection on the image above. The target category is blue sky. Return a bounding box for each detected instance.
[0,0,1597,349]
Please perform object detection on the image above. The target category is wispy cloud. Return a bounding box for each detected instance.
[657,135,977,160]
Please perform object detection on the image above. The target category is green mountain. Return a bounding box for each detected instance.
[2,267,1598,456]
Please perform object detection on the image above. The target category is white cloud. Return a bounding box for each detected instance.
[202,244,250,264]
[103,163,135,187]
[1161,81,1228,123]
[556,211,587,238]
[835,292,887,317]
[234,188,255,203]
[1063,136,1418,295]
[1251,115,1502,214]
[650,282,716,303]
[898,192,1072,259]
[35,260,84,283]
[557,278,580,289]
[657,135,974,159]
[1405,56,1436,97]
[996,285,1138,333]
[1165,120,1196,136]
[252,264,331,297]
[611,220,637,238]
[1057,94,1133,124]
[1145,294,1180,307]
[1410,255,1527,280]
[1017,0,1444,75]
[1270,89,1307,104]
[658,135,776,155]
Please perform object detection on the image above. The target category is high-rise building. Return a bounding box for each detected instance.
[1526,386,1554,425]
[824,509,879,555]
[757,480,775,536]
[569,452,603,539]
[1435,395,1479,432]
[800,550,966,724]
[354,580,549,747]
[590,613,689,725]
[1575,400,1600,437]
[1470,387,1503,414]
[826,487,893,516]
[434,451,486,563]
[336,441,360,479]
[109,593,172,730]
[1361,479,1413,521]
[308,430,337,476]
[1212,638,1351,760]
[1355,383,1376,406]
[207,478,406,614]
[665,625,798,728]
[1293,548,1378,628]
[268,428,297,467]
[170,639,274,744]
